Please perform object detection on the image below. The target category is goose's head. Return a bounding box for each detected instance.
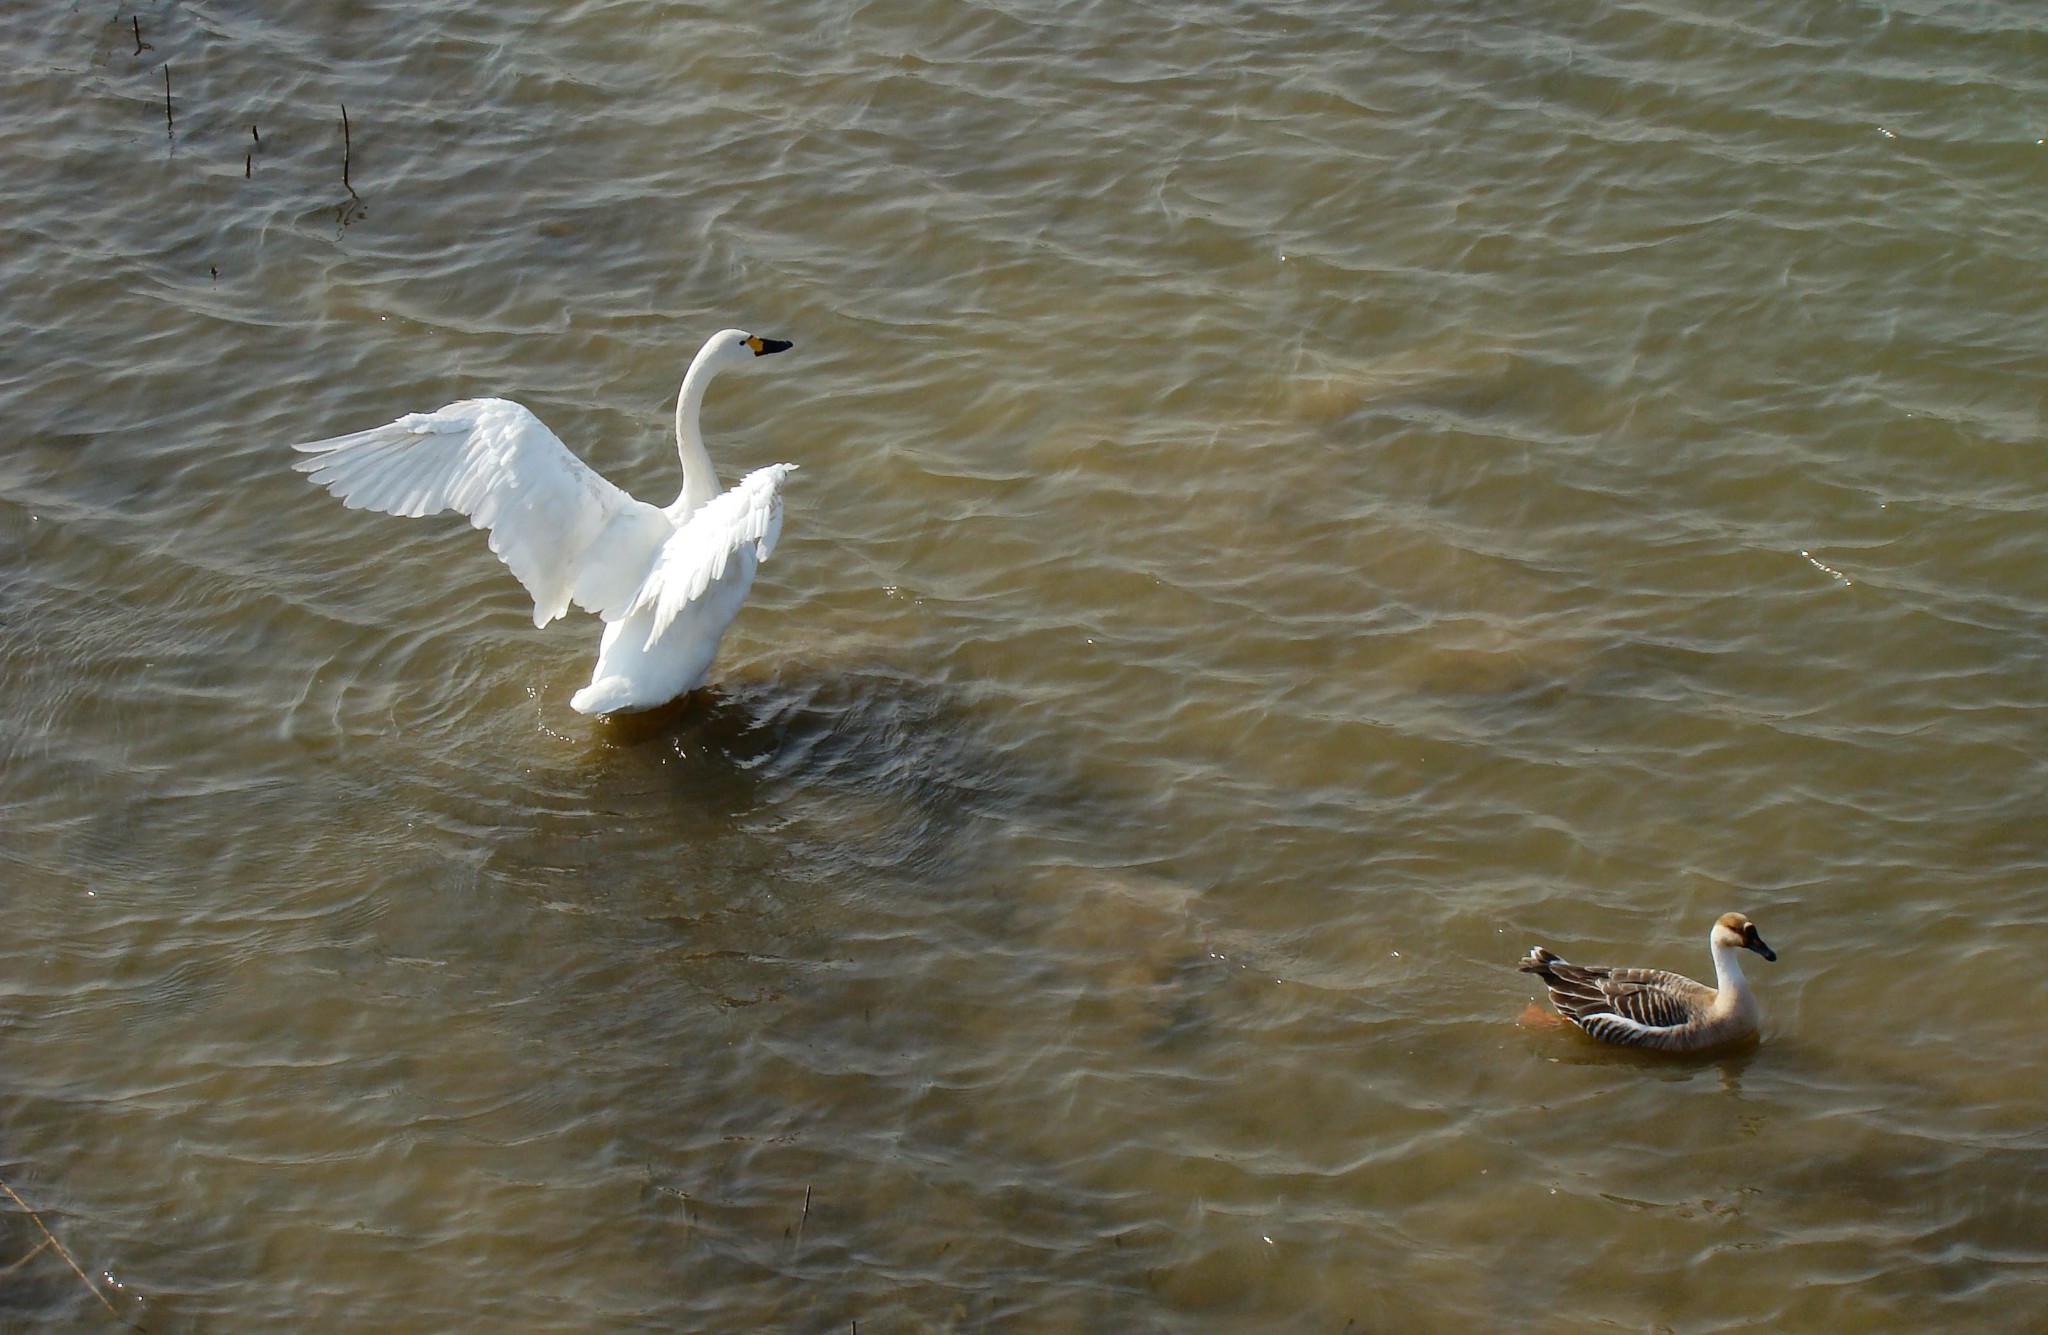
[698,327,794,372]
[1713,912,1776,962]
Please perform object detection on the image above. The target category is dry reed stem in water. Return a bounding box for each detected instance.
[0,1176,120,1319]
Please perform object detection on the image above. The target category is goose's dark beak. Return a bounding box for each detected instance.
[1745,930,1777,963]
[746,336,793,357]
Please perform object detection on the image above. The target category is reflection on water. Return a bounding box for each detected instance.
[3,0,2048,1328]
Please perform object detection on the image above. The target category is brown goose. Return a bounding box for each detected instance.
[1519,913,1777,1053]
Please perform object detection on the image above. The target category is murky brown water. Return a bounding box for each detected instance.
[3,0,2047,1330]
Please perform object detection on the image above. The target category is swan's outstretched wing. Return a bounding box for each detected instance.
[632,464,795,641]
[293,398,670,626]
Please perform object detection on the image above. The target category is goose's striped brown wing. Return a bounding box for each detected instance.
[1522,952,1713,1048]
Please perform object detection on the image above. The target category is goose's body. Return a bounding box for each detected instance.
[294,328,796,714]
[1519,913,1777,1053]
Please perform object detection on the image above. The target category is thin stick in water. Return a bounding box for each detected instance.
[132,17,150,56]
[0,1176,120,1319]
[0,1237,51,1276]
[163,66,172,140]
[340,103,359,199]
[793,1184,812,1254]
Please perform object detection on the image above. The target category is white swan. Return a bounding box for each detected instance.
[293,328,797,714]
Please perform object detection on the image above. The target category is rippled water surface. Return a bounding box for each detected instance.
[4,0,2047,1330]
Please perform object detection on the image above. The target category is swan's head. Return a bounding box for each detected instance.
[697,327,794,372]
[1712,912,1776,962]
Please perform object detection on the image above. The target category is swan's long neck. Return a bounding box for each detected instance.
[672,349,723,516]
[1708,935,1754,1017]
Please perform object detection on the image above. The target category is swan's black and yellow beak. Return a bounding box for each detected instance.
[745,335,793,357]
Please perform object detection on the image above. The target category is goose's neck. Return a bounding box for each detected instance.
[1709,937,1755,1017]
[671,352,723,517]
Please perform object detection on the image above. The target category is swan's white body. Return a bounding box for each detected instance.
[293,328,797,714]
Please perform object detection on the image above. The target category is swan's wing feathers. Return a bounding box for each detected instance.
[294,398,667,626]
[632,464,794,641]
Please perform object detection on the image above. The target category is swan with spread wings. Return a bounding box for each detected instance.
[294,328,797,714]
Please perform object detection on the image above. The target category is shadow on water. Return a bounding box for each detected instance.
[570,664,1295,1041]
[596,665,1028,811]
[551,661,1078,901]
